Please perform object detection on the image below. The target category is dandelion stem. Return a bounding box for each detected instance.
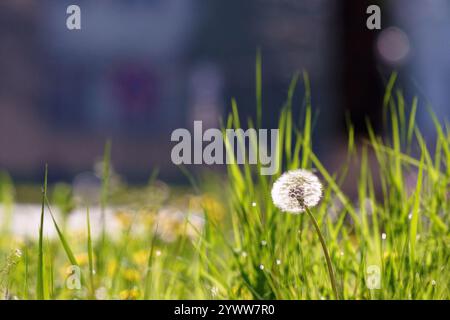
[304,206,339,300]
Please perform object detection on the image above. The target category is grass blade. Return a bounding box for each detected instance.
[36,164,48,300]
[86,207,95,297]
[143,224,159,300]
[44,196,78,267]
[409,155,424,263]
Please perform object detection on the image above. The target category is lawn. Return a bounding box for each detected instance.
[0,68,448,300]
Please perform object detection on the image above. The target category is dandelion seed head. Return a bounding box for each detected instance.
[431,280,436,286]
[241,251,247,258]
[155,250,162,257]
[95,287,108,300]
[211,286,219,296]
[259,264,265,270]
[276,259,281,265]
[261,240,267,246]
[381,233,387,240]
[251,202,257,207]
[14,249,22,258]
[271,169,322,213]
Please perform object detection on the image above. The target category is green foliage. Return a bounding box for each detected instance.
[0,67,448,300]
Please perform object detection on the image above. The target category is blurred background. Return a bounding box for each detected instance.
[0,0,448,184]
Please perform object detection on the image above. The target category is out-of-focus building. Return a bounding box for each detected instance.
[3,0,446,183]
[0,0,342,182]
[1,0,200,181]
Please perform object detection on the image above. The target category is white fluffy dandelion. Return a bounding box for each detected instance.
[271,169,322,213]
[14,249,22,258]
[211,286,219,296]
[271,169,339,299]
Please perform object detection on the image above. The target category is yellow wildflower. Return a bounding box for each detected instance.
[132,250,149,266]
[201,194,225,222]
[116,210,134,228]
[74,252,89,266]
[123,268,141,282]
[119,287,140,300]
[107,260,118,277]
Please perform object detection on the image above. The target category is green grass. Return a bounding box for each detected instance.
[0,66,449,300]
[36,164,47,300]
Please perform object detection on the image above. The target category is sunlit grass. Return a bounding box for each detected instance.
[0,64,449,300]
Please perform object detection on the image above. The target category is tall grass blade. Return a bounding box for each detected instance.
[143,224,159,300]
[86,206,95,297]
[409,155,424,263]
[44,197,78,267]
[36,164,48,300]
